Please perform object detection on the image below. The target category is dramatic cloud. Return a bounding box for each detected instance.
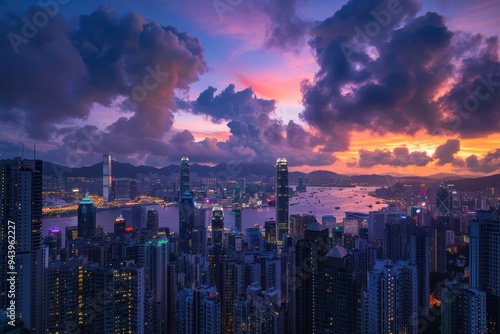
[300,0,500,152]
[465,149,500,173]
[0,6,207,141]
[260,0,310,52]
[185,85,337,166]
[432,139,464,166]
[358,146,433,167]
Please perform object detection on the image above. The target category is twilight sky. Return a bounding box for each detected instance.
[0,0,500,175]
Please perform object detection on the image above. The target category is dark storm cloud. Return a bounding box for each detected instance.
[358,146,433,167]
[259,0,310,52]
[0,6,207,143]
[300,0,500,151]
[186,85,337,166]
[465,149,500,173]
[432,139,464,167]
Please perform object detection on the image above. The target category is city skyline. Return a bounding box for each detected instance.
[0,0,499,176]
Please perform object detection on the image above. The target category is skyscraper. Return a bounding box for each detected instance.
[233,203,242,236]
[185,285,221,334]
[0,158,43,332]
[324,246,367,333]
[114,214,126,236]
[209,206,226,295]
[410,226,430,315]
[275,158,289,245]
[102,154,112,202]
[211,206,224,247]
[180,157,190,197]
[147,208,159,233]
[77,196,96,239]
[295,221,331,333]
[179,192,195,254]
[368,259,418,334]
[470,210,500,333]
[436,182,452,217]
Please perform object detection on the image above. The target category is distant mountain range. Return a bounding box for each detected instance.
[41,160,500,192]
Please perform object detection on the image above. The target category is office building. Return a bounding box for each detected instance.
[368,259,418,334]
[436,182,452,217]
[275,158,289,245]
[114,214,126,236]
[410,226,430,315]
[209,206,226,295]
[441,281,487,334]
[179,192,195,254]
[180,157,190,197]
[185,285,221,334]
[470,211,500,333]
[102,154,112,201]
[77,196,96,239]
[147,208,159,233]
[289,214,316,241]
[0,158,44,332]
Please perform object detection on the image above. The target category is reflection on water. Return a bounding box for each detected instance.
[43,186,387,241]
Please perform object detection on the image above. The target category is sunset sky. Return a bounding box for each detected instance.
[1,0,499,175]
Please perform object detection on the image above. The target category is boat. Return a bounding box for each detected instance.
[367,204,373,208]
[335,206,340,210]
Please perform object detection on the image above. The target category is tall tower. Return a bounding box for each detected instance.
[411,226,430,316]
[0,158,43,332]
[180,157,190,197]
[77,197,96,239]
[276,158,289,245]
[436,182,452,217]
[295,221,331,333]
[470,210,500,333]
[179,192,195,254]
[368,259,418,334]
[209,206,225,295]
[103,154,112,201]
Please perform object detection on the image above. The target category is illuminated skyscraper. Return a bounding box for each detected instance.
[275,158,289,245]
[180,157,190,197]
[103,154,112,202]
[209,206,225,295]
[368,259,418,334]
[77,196,96,239]
[0,158,43,332]
[114,214,126,236]
[233,203,242,236]
[211,206,224,247]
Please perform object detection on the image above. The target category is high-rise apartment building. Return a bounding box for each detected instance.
[0,158,43,332]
